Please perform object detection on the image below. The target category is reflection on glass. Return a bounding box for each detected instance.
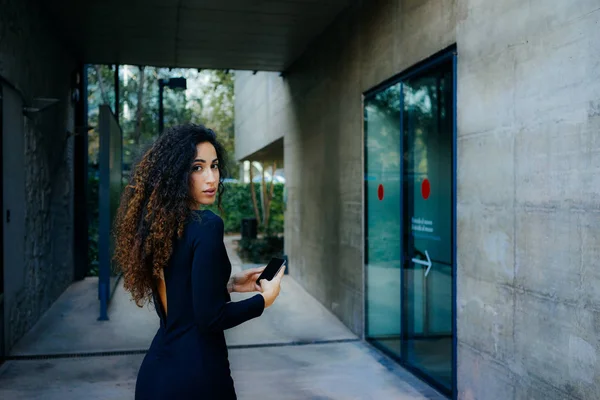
[403,62,453,391]
[364,56,455,396]
[364,83,402,358]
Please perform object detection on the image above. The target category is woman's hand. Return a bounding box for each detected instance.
[259,264,286,308]
[228,266,266,294]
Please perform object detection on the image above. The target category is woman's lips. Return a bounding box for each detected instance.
[203,189,216,196]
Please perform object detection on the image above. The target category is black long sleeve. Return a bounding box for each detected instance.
[190,214,264,332]
[136,209,260,399]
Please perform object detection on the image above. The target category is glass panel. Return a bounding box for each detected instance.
[364,83,402,357]
[403,70,453,265]
[402,62,453,391]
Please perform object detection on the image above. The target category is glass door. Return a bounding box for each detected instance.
[401,60,454,392]
[364,83,402,358]
[365,52,455,396]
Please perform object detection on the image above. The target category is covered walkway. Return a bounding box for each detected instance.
[0,237,444,399]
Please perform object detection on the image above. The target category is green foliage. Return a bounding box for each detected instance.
[237,236,284,264]
[87,65,237,177]
[267,184,285,236]
[205,183,285,234]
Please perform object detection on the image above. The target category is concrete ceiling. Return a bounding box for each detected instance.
[241,137,284,162]
[42,0,352,71]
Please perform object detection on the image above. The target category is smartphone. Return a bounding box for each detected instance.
[256,257,286,286]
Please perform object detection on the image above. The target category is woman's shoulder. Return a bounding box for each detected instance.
[186,209,224,238]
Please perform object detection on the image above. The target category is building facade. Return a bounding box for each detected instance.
[1,0,357,366]
[234,1,600,398]
[1,0,80,356]
[1,0,598,398]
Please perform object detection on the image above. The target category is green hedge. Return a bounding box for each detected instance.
[205,182,284,234]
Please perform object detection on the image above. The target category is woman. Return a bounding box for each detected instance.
[113,124,285,399]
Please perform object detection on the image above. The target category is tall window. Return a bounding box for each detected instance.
[364,82,402,356]
[364,52,455,395]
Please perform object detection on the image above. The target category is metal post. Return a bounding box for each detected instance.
[98,105,110,321]
[158,79,165,135]
[98,282,108,321]
[114,65,120,123]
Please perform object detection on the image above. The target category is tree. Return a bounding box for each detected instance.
[249,161,277,232]
[133,66,145,145]
[87,66,236,175]
[186,69,237,178]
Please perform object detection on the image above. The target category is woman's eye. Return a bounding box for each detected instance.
[193,165,202,171]
[211,164,219,169]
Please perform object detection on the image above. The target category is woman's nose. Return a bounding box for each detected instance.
[205,168,216,182]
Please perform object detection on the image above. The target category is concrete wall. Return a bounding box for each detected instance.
[235,0,600,398]
[282,0,457,337]
[235,0,457,337]
[456,1,600,399]
[234,70,289,161]
[1,0,77,352]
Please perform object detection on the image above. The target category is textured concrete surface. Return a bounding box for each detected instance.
[8,276,157,356]
[229,236,358,346]
[235,0,457,340]
[456,1,600,399]
[0,236,444,399]
[234,0,600,398]
[1,0,77,352]
[0,342,446,400]
[234,70,288,162]
[34,1,354,72]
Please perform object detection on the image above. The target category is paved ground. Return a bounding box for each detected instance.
[0,236,445,400]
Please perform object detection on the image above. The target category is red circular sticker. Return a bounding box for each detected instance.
[421,179,431,200]
[377,184,384,201]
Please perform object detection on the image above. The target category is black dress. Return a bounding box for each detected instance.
[135,210,265,399]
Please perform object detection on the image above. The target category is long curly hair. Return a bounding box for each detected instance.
[113,123,228,307]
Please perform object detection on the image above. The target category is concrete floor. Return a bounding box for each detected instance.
[0,236,446,400]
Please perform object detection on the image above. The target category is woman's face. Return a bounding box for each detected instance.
[189,142,220,207]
